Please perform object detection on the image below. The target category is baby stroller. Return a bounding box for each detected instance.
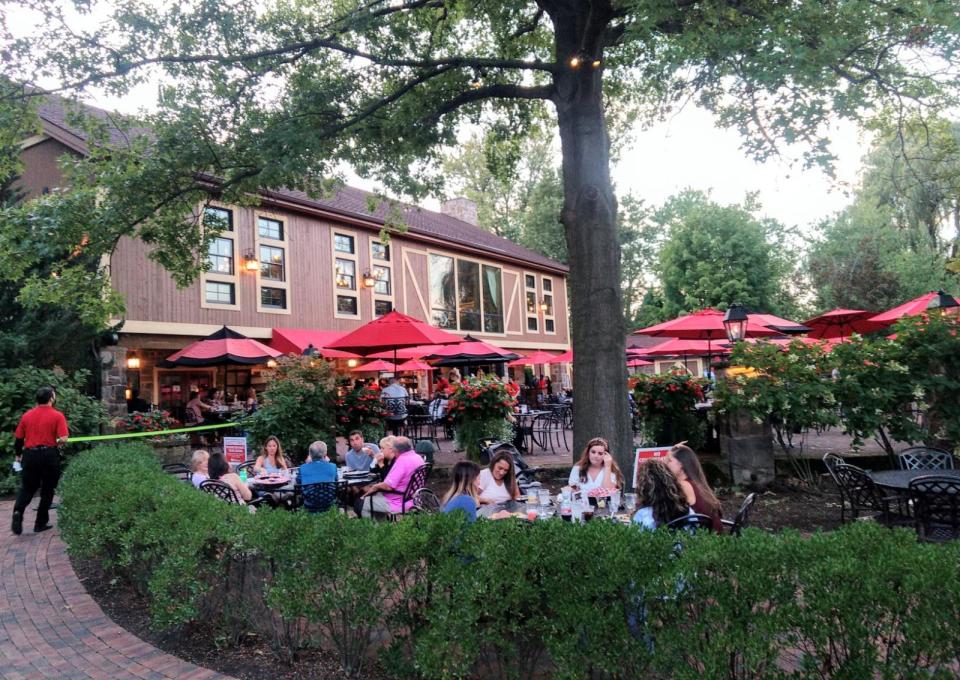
[478,439,544,494]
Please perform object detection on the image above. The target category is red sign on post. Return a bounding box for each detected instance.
[631,446,672,489]
[223,436,248,466]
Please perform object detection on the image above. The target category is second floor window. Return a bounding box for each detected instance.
[336,258,356,290]
[205,281,235,305]
[207,237,234,275]
[335,234,355,254]
[260,245,285,281]
[429,254,504,333]
[258,216,284,240]
[373,265,391,295]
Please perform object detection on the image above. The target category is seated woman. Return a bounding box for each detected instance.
[477,451,520,505]
[442,461,482,522]
[632,458,691,530]
[254,435,289,475]
[207,451,253,503]
[667,443,723,532]
[190,449,210,488]
[568,437,625,494]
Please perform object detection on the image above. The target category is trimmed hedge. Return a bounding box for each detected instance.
[61,444,960,679]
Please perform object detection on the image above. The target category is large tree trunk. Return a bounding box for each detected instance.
[551,3,633,475]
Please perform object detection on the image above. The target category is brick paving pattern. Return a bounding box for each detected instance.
[0,499,232,680]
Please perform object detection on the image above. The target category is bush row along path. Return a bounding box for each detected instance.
[0,499,232,680]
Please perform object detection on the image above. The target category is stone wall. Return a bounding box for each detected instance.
[717,410,776,488]
[99,346,128,421]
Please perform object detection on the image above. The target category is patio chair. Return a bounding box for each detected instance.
[199,479,267,511]
[236,460,258,475]
[666,512,714,533]
[162,463,192,483]
[530,412,565,454]
[833,463,909,526]
[897,446,956,471]
[383,397,408,436]
[299,480,347,514]
[367,462,434,521]
[409,487,441,513]
[822,453,845,486]
[721,492,757,537]
[908,475,960,543]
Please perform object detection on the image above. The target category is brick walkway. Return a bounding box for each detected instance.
[0,500,232,680]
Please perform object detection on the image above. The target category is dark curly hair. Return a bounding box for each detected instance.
[636,459,689,527]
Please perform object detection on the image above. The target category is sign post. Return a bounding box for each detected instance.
[223,436,248,466]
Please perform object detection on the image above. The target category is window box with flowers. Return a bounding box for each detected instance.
[447,378,517,460]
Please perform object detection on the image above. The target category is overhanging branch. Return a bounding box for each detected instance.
[422,83,555,123]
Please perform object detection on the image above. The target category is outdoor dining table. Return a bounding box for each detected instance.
[478,499,527,519]
[869,468,960,492]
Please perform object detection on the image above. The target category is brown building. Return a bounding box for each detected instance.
[19,97,570,415]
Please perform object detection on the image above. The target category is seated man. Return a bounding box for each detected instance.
[359,437,424,518]
[345,430,380,471]
[298,441,338,485]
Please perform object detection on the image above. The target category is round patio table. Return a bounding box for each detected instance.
[869,468,960,491]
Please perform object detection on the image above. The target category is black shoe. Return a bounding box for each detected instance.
[11,511,22,535]
[33,524,53,533]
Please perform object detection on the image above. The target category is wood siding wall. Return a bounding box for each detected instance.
[114,202,570,348]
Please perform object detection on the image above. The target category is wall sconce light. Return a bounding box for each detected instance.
[539,298,549,313]
[362,270,378,288]
[347,358,359,368]
[126,356,141,370]
[124,388,132,401]
[243,249,259,272]
[266,359,277,368]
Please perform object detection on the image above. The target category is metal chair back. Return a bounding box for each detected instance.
[833,463,891,521]
[199,479,243,505]
[236,460,257,475]
[726,492,757,537]
[909,475,960,543]
[162,463,192,483]
[665,512,714,532]
[822,453,845,486]
[410,487,441,513]
[299,481,345,513]
[898,447,956,471]
[398,463,433,516]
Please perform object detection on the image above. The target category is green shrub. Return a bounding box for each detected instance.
[0,365,106,493]
[60,444,960,680]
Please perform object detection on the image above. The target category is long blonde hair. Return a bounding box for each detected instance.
[443,461,481,504]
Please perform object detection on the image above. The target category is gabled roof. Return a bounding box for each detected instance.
[34,96,568,273]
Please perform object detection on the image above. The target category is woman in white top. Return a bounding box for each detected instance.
[190,449,209,488]
[568,437,625,493]
[477,451,521,504]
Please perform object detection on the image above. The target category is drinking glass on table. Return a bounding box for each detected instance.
[624,493,638,515]
[537,489,551,507]
[609,490,621,516]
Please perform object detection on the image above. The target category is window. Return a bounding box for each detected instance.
[372,241,390,261]
[258,216,283,240]
[373,265,391,295]
[482,265,504,333]
[429,253,505,333]
[260,287,286,309]
[336,258,356,290]
[525,273,539,333]
[333,231,360,318]
[255,213,289,313]
[542,276,556,334]
[337,295,358,315]
[375,299,393,317]
[259,245,285,281]
[335,234,355,254]
[204,206,233,231]
[429,254,456,329]
[200,205,239,310]
[205,281,235,305]
[207,237,234,275]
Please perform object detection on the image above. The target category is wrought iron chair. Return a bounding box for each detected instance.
[366,462,434,520]
[298,480,347,513]
[409,487,441,513]
[383,397,408,435]
[822,452,845,486]
[833,463,908,525]
[908,475,960,543]
[530,412,565,454]
[666,512,715,533]
[199,479,267,510]
[897,447,956,471]
[721,492,757,537]
[236,460,258,475]
[162,463,192,483]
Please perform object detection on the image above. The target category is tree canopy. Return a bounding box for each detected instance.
[3,0,959,464]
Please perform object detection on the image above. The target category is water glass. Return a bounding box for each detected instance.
[537,489,551,507]
[609,490,621,515]
[624,493,638,514]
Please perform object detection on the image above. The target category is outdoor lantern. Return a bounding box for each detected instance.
[266,359,277,368]
[926,290,959,313]
[126,356,141,370]
[362,269,377,288]
[347,358,359,368]
[568,53,583,69]
[243,249,259,272]
[723,303,749,342]
[539,298,549,312]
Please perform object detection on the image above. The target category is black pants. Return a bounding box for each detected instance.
[13,447,61,529]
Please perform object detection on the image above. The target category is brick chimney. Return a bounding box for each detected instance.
[441,197,478,226]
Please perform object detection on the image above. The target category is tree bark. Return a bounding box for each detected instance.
[550,2,633,474]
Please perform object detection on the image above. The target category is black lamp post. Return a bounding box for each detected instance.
[925,290,959,313]
[723,303,749,342]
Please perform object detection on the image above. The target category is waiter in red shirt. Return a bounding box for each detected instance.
[11,386,69,536]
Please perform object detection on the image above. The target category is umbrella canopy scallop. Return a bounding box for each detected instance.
[162,326,282,366]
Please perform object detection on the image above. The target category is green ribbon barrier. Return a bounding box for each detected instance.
[67,420,243,443]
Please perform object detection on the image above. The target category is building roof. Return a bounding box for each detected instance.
[35,96,567,273]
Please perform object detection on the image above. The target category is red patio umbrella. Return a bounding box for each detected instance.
[368,345,442,360]
[634,308,781,340]
[396,359,435,372]
[508,350,559,367]
[427,335,519,366]
[269,328,359,359]
[636,338,726,357]
[326,310,462,365]
[626,357,653,368]
[551,349,573,363]
[869,291,958,326]
[748,312,811,335]
[163,326,282,366]
[803,309,886,340]
[351,359,398,373]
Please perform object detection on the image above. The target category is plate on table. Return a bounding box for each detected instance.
[252,474,289,488]
[342,470,371,478]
